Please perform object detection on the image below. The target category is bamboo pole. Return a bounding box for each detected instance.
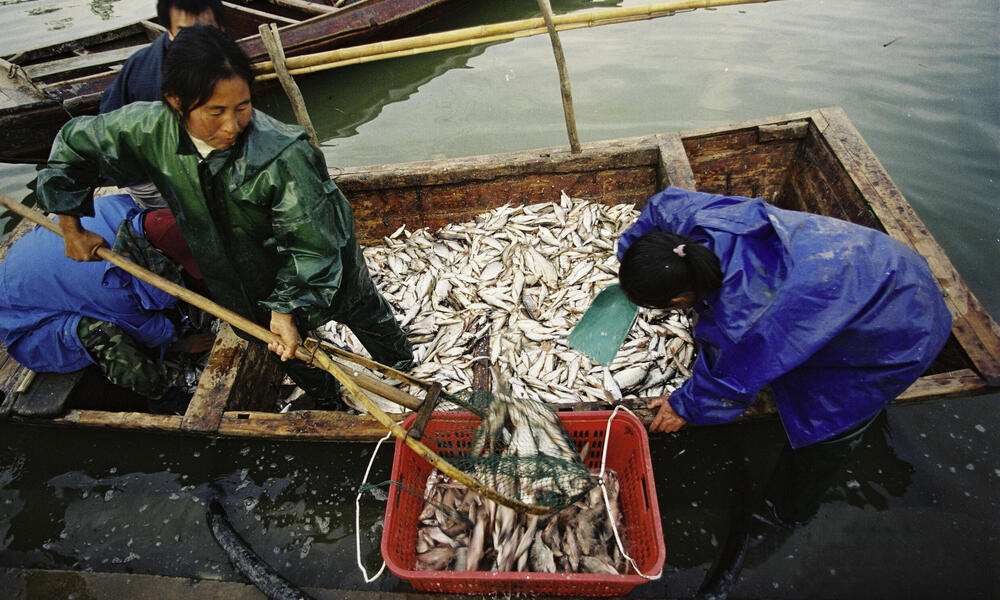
[253,0,778,81]
[258,23,320,147]
[0,193,553,516]
[536,0,581,154]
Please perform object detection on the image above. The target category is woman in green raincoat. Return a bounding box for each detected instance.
[36,25,413,409]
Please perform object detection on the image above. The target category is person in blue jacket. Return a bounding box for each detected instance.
[617,187,951,533]
[0,194,212,412]
[99,0,225,209]
[99,0,224,114]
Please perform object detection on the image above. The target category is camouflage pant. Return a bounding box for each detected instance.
[77,317,166,400]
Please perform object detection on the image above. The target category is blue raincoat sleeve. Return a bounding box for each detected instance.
[617,187,951,442]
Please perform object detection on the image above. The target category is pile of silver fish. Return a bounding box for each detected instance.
[415,468,626,574]
[317,192,695,412]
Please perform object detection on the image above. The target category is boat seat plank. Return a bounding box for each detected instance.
[655,132,697,190]
[23,46,145,81]
[222,2,299,26]
[0,60,53,111]
[181,323,283,433]
[818,107,1000,385]
[6,370,85,417]
[757,121,810,143]
[181,324,245,433]
[217,410,403,440]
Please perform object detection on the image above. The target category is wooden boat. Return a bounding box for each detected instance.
[0,0,470,164]
[1,107,998,441]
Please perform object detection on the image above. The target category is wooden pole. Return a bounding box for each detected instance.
[536,0,581,154]
[0,192,554,516]
[258,23,320,147]
[252,0,779,81]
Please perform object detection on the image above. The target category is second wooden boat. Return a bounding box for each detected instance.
[0,0,471,164]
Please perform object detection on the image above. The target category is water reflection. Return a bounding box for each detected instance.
[651,413,915,575]
[0,424,393,588]
[833,415,915,512]
[256,0,627,150]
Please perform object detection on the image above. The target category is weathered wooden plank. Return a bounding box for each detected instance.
[217,410,403,441]
[780,125,882,229]
[221,1,298,37]
[757,120,809,143]
[346,166,657,243]
[683,127,799,200]
[237,0,467,61]
[655,132,697,190]
[23,46,142,82]
[0,59,53,112]
[181,325,244,433]
[3,22,151,64]
[138,20,167,39]
[895,369,990,403]
[10,370,84,417]
[54,409,183,431]
[818,106,1000,386]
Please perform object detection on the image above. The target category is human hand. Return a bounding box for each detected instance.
[648,395,687,433]
[171,332,216,354]
[59,215,108,261]
[268,311,301,361]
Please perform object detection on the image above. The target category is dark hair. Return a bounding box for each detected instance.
[618,231,723,308]
[161,24,252,117]
[157,0,225,31]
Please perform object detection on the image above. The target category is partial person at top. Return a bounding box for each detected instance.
[99,0,226,210]
[37,25,414,411]
[100,0,225,114]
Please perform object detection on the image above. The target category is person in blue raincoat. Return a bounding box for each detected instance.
[617,187,951,531]
[0,194,212,412]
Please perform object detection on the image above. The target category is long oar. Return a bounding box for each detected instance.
[0,193,554,515]
[253,0,779,81]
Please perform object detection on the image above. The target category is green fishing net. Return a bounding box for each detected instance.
[436,387,596,511]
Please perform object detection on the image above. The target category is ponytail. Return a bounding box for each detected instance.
[618,231,722,308]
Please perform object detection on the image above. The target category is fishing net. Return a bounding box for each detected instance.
[427,383,596,511]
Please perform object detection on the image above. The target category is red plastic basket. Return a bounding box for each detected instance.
[381,410,664,597]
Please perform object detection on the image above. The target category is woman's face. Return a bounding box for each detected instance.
[169,75,252,151]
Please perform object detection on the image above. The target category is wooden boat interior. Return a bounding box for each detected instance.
[1,107,997,440]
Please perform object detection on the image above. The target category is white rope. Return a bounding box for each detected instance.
[598,404,662,580]
[355,430,393,583]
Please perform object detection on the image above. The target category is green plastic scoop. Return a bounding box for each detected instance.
[568,283,639,365]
